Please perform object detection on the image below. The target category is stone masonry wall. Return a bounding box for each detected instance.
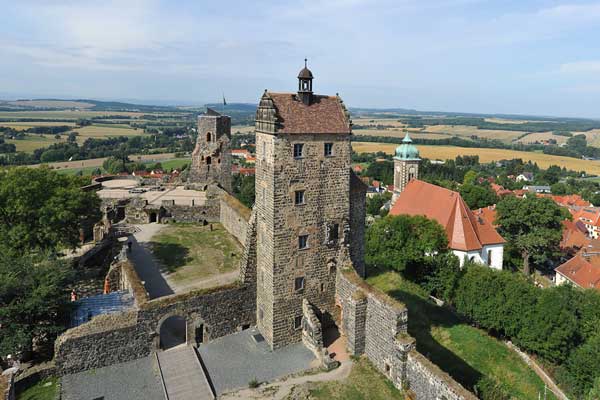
[336,268,476,400]
[349,171,367,277]
[55,283,256,375]
[219,191,251,244]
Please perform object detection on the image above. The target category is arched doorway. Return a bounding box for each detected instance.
[159,315,187,350]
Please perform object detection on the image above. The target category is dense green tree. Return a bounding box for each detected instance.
[0,255,73,356]
[459,184,499,209]
[421,252,462,302]
[0,167,101,255]
[366,192,392,216]
[364,160,394,185]
[550,182,568,195]
[586,377,600,400]
[365,214,448,273]
[496,196,566,275]
[561,335,600,397]
[516,285,579,363]
[462,170,478,185]
[232,174,255,208]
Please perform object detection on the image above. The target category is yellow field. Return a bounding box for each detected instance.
[71,125,146,141]
[7,135,62,152]
[0,121,77,131]
[352,118,407,128]
[352,142,600,174]
[231,125,254,134]
[31,152,179,170]
[423,125,524,142]
[353,128,450,140]
[484,118,530,124]
[516,132,567,145]
[572,129,600,147]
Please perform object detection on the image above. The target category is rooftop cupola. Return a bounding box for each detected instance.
[298,59,313,105]
[394,132,420,160]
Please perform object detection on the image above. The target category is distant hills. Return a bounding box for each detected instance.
[1,98,598,123]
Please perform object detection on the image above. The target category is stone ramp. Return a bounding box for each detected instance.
[156,346,215,400]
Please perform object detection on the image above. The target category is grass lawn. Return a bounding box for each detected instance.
[150,223,242,285]
[17,377,59,400]
[367,270,557,400]
[305,357,404,400]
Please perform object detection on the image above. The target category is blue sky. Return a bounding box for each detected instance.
[1,0,600,118]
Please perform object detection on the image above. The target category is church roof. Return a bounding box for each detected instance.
[389,180,505,251]
[263,92,351,134]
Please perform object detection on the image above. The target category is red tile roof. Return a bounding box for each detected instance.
[491,183,513,197]
[573,207,600,227]
[473,206,498,227]
[389,180,505,251]
[539,194,592,208]
[561,219,590,252]
[556,250,600,289]
[267,92,351,134]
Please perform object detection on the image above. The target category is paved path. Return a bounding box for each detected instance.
[221,360,353,400]
[157,346,214,400]
[128,224,174,299]
[197,328,316,396]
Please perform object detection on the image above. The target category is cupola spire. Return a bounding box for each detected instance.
[298,58,314,105]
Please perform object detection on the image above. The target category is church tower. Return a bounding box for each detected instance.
[189,108,232,192]
[392,132,420,203]
[254,63,355,349]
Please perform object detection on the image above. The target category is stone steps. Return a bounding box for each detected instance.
[156,346,214,400]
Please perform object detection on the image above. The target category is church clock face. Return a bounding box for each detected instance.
[409,167,415,173]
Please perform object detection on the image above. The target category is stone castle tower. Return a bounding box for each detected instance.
[392,132,420,203]
[254,63,363,349]
[189,108,232,192]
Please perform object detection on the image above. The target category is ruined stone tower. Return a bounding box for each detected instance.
[392,132,420,203]
[189,108,232,192]
[254,63,364,349]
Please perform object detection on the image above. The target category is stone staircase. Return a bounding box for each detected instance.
[156,346,214,400]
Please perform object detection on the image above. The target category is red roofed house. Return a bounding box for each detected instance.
[491,183,513,197]
[561,219,591,255]
[572,207,600,239]
[538,193,592,209]
[556,245,600,290]
[389,136,505,268]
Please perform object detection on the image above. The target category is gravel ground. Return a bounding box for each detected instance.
[61,355,164,400]
[198,328,316,395]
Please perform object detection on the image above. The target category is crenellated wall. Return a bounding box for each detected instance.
[336,268,476,400]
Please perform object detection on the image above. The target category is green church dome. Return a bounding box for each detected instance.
[394,132,420,160]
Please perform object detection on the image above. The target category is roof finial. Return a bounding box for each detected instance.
[304,58,307,68]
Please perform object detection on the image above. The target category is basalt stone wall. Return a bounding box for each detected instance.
[349,171,367,278]
[406,351,477,400]
[219,192,251,244]
[54,283,255,376]
[162,203,219,224]
[336,268,475,400]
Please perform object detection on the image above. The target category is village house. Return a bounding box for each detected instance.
[516,172,534,182]
[572,207,600,239]
[555,244,600,290]
[523,185,551,194]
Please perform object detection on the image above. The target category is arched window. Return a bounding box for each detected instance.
[206,156,211,165]
[206,132,212,142]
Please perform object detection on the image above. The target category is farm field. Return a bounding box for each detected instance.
[30,152,179,170]
[7,135,62,152]
[231,125,254,134]
[423,124,525,142]
[367,270,558,400]
[352,128,450,140]
[0,121,77,130]
[56,157,190,175]
[516,131,568,145]
[351,142,600,174]
[71,124,145,140]
[0,110,145,119]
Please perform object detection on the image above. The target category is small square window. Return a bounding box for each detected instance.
[298,235,309,249]
[294,315,303,330]
[293,143,304,158]
[294,277,305,291]
[324,143,333,156]
[294,190,305,205]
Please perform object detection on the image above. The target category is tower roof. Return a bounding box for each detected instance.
[298,59,313,79]
[394,132,420,160]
